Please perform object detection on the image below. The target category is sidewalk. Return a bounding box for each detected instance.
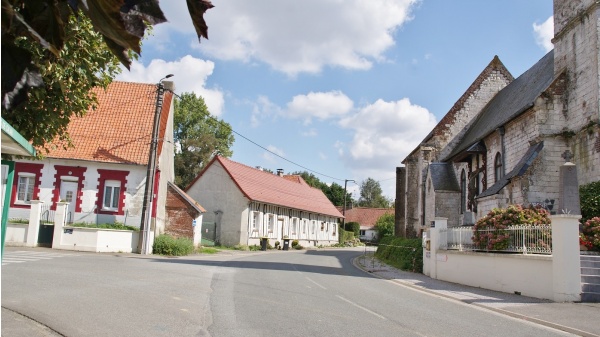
[355,254,600,337]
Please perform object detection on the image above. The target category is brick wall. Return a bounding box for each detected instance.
[165,185,199,239]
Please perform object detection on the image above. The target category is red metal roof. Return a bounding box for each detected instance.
[43,81,173,165]
[341,207,394,229]
[195,156,343,218]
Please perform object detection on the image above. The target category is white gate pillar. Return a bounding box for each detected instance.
[551,214,582,302]
[26,200,43,247]
[52,202,68,249]
[428,217,447,279]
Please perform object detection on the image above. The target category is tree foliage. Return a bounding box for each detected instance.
[291,172,353,206]
[359,178,390,208]
[174,93,234,189]
[2,0,213,148]
[374,213,395,239]
[2,15,121,153]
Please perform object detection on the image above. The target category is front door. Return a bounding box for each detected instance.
[60,180,78,224]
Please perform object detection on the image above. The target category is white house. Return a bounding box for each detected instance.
[186,156,343,247]
[6,81,176,243]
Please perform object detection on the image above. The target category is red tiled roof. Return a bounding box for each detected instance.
[44,81,173,165]
[341,207,394,229]
[192,156,343,218]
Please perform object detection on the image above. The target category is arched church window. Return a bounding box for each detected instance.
[460,169,466,213]
[494,152,503,182]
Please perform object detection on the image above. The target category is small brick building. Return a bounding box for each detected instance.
[165,182,205,244]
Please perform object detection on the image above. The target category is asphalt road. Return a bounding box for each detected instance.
[1,247,575,337]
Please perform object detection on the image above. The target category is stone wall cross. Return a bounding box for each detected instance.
[561,150,573,163]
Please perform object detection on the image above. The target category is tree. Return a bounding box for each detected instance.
[2,0,213,147]
[359,178,390,208]
[2,15,121,153]
[174,92,234,189]
[374,213,395,239]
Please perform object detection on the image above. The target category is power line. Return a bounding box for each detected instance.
[169,90,347,182]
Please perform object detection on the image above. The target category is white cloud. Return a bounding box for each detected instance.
[301,128,318,137]
[263,145,285,162]
[533,16,554,52]
[339,97,436,175]
[194,0,419,76]
[249,96,281,127]
[116,55,225,116]
[284,91,354,124]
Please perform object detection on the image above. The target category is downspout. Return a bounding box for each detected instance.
[246,201,252,246]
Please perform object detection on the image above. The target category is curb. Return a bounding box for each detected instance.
[352,256,599,337]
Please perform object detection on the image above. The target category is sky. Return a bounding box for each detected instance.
[116,0,554,200]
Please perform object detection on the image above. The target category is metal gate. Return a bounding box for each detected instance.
[37,204,55,246]
[201,222,217,246]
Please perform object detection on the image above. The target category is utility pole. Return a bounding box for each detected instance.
[342,179,355,229]
[138,74,173,254]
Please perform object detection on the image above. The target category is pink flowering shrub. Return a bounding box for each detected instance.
[472,204,551,251]
[581,217,600,251]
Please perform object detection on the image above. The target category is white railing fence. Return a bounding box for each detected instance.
[440,225,552,255]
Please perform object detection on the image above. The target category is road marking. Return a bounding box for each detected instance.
[305,277,327,290]
[336,295,386,320]
[2,251,79,266]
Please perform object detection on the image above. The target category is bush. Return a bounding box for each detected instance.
[291,239,299,248]
[374,213,394,239]
[338,228,355,244]
[153,234,194,256]
[375,237,422,273]
[345,222,360,236]
[581,217,600,251]
[472,204,551,251]
[70,221,139,231]
[580,181,600,223]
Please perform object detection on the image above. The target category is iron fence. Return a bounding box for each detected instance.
[440,225,552,255]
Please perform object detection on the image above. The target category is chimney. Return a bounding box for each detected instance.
[277,169,284,177]
[256,166,263,171]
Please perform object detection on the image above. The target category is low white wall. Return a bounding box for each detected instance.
[5,223,28,246]
[56,227,139,253]
[434,250,553,299]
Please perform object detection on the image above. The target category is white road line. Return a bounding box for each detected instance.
[305,277,327,290]
[336,295,386,320]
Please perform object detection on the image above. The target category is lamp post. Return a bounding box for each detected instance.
[342,179,355,229]
[139,74,174,254]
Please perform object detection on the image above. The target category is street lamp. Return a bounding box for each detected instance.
[139,74,174,254]
[342,179,355,229]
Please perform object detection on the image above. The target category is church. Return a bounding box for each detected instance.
[396,0,599,237]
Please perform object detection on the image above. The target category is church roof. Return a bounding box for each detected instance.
[478,141,544,198]
[189,156,344,218]
[429,163,460,192]
[445,50,554,161]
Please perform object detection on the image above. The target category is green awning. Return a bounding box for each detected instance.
[1,117,36,157]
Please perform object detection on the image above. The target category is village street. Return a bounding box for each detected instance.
[0,247,591,337]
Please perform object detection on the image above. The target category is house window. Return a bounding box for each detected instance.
[16,173,35,203]
[302,220,307,234]
[268,214,274,233]
[96,169,128,215]
[333,223,337,236]
[102,180,120,210]
[460,169,466,213]
[360,230,366,236]
[494,152,503,182]
[11,162,43,208]
[252,212,259,232]
[292,218,297,235]
[311,220,316,234]
[321,222,325,231]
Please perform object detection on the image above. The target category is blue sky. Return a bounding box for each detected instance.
[116,0,554,199]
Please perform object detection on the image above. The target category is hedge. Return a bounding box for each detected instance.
[153,234,194,256]
[375,236,422,273]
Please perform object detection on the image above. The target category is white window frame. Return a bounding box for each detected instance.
[103,180,121,211]
[268,214,274,233]
[251,211,259,233]
[16,173,35,204]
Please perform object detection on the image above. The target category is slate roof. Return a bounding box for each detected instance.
[445,50,554,161]
[478,141,544,198]
[44,81,173,165]
[429,163,460,192]
[339,207,394,229]
[193,156,344,218]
